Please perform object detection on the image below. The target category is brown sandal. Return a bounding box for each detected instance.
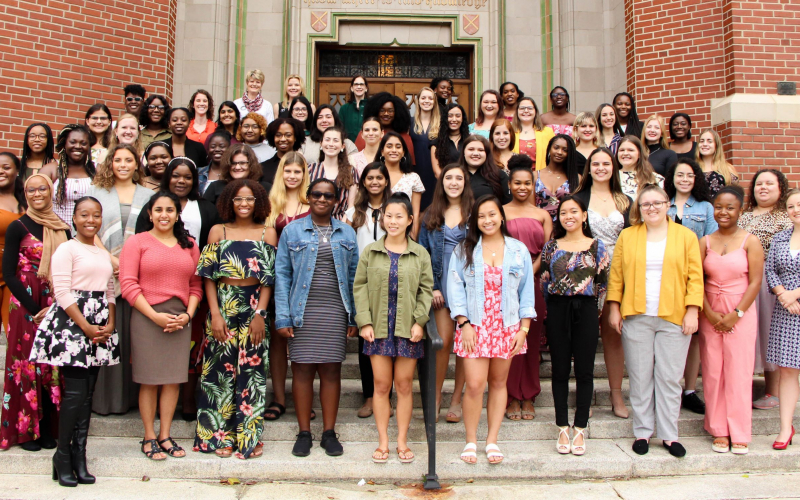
[215,446,234,458]
[397,447,415,463]
[372,448,389,463]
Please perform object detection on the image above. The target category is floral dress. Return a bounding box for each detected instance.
[535,176,570,221]
[454,265,525,359]
[705,171,738,199]
[194,235,275,459]
[1,233,60,450]
[619,170,665,199]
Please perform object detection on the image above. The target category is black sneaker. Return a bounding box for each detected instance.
[632,439,649,455]
[292,431,313,457]
[682,392,706,415]
[320,429,343,456]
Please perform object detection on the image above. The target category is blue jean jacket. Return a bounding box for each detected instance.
[418,222,445,291]
[274,216,359,329]
[197,165,211,195]
[667,195,718,240]
[446,236,536,328]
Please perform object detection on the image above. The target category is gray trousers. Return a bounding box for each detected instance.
[621,314,691,441]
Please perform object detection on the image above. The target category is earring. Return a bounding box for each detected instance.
[380,155,385,162]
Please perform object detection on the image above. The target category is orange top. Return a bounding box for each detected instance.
[0,209,24,288]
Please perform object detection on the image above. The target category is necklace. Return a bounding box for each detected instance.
[545,166,563,180]
[313,221,333,243]
[719,228,740,250]
[591,188,611,203]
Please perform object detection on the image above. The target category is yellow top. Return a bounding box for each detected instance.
[606,219,704,326]
[513,127,555,170]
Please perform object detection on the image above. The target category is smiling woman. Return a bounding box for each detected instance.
[139,95,172,150]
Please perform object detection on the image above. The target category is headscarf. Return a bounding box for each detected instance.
[24,174,70,279]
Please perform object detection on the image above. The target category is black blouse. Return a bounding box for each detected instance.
[470,169,511,205]
[164,137,209,171]
[645,144,678,177]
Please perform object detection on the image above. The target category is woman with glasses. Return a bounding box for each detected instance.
[139,95,172,150]
[288,96,314,136]
[21,123,56,182]
[607,184,704,458]
[236,113,273,163]
[84,106,112,167]
[202,144,272,206]
[541,87,576,138]
[339,76,369,142]
[512,97,554,170]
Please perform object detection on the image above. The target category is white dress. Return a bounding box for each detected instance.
[391,172,425,199]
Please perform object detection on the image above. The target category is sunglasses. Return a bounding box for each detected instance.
[148,105,166,110]
[309,191,336,201]
[126,96,143,102]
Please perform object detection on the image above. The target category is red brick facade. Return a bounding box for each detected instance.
[0,0,177,152]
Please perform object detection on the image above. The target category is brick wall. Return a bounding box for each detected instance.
[715,120,800,184]
[0,0,177,153]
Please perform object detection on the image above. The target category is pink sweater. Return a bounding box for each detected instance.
[51,240,116,310]
[119,232,203,307]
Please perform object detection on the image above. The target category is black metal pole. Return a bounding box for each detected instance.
[420,317,443,490]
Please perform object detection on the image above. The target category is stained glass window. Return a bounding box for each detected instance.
[318,49,470,80]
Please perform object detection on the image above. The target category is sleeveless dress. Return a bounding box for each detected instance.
[535,176,570,221]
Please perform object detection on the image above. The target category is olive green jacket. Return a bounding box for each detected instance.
[353,236,434,339]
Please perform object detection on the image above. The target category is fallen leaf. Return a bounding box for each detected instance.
[225,478,240,485]
[245,480,258,485]
[367,480,375,485]
[142,475,150,482]
[466,479,474,483]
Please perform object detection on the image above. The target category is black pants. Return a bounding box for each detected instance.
[547,295,599,428]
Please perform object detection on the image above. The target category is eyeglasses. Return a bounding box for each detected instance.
[231,161,249,168]
[233,196,256,204]
[639,201,667,210]
[28,133,48,140]
[379,109,395,115]
[309,191,336,201]
[293,109,308,115]
[26,186,49,195]
[352,83,366,87]
[87,116,110,122]
[148,105,166,110]
[551,93,567,98]
[126,96,143,102]
[518,106,534,112]
[241,124,259,131]
[675,173,696,179]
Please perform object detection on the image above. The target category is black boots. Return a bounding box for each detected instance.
[52,376,87,487]
[71,371,98,484]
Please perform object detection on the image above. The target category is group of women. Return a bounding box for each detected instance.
[1,74,799,484]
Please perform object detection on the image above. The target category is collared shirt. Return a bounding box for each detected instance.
[667,194,718,240]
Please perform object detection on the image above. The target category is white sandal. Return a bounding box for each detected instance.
[557,426,571,454]
[460,442,477,464]
[571,427,586,456]
[485,443,504,464]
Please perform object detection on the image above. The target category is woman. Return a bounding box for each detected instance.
[431,103,469,178]
[187,89,217,145]
[696,129,738,198]
[203,144,272,206]
[274,74,315,119]
[512,97,554,169]
[120,191,202,461]
[355,192,433,464]
[0,153,25,336]
[356,93,414,163]
[641,114,678,177]
[490,119,516,172]
[346,162,391,419]
[237,112,273,163]
[447,195,535,465]
[39,125,95,230]
[765,188,800,451]
[594,103,623,154]
[573,148,632,418]
[141,141,173,191]
[573,112,600,167]
[88,144,153,416]
[109,114,142,155]
[139,94,172,150]
[739,169,791,410]
[308,127,359,221]
[377,132,424,238]
[541,86,576,137]
[699,185,763,455]
[262,117,305,184]
[195,180,276,459]
[500,82,523,121]
[301,105,358,162]
[30,197,119,486]
[669,113,695,160]
[198,131,231,194]
[289,96,314,135]
[431,77,454,116]
[502,160,552,421]
[459,135,511,204]
[0,174,69,451]
[541,196,609,455]
[613,92,644,139]
[215,101,241,141]
[350,117,383,175]
[617,136,664,199]
[339,75,369,142]
[84,106,112,167]
[607,184,704,458]
[164,108,208,169]
[275,179,359,458]
[234,69,274,123]
[21,123,56,181]
[666,159,717,239]
[468,90,502,137]
[409,87,440,210]
[419,163,474,424]
[536,134,581,221]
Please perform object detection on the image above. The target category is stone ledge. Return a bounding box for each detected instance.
[710,93,800,126]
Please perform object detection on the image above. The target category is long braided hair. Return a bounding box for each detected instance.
[54,124,96,207]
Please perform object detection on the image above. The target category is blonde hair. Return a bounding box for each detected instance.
[573,112,600,147]
[641,114,670,151]
[93,143,142,189]
[109,113,142,155]
[282,74,306,109]
[245,69,265,85]
[266,151,309,228]
[695,128,737,186]
[629,183,669,225]
[413,87,441,140]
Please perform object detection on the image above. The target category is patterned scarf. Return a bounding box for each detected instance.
[242,92,263,113]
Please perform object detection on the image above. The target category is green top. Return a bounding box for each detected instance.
[353,235,434,339]
[339,99,367,142]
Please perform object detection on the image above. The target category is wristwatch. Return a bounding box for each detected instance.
[734,308,744,318]
[255,309,268,319]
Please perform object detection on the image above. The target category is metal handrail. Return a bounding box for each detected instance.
[418,312,443,490]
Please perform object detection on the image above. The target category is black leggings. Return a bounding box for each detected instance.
[61,366,100,380]
[547,295,599,428]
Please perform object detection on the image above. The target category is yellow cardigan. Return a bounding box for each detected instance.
[606,220,704,326]
[513,127,555,170]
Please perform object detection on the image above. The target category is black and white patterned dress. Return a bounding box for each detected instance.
[765,228,800,369]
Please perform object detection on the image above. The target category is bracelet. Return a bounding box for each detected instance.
[458,319,471,329]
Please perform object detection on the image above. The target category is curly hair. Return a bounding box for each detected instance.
[143,191,194,249]
[266,117,306,150]
[217,178,270,223]
[139,94,171,129]
[219,143,262,181]
[236,112,268,143]
[747,168,789,212]
[55,124,96,206]
[664,158,711,204]
[362,92,411,134]
[307,177,340,201]
[93,143,141,190]
[188,89,214,121]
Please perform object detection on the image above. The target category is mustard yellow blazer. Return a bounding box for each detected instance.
[513,127,555,170]
[606,219,704,326]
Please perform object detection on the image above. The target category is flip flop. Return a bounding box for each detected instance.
[372,448,389,463]
[397,447,415,463]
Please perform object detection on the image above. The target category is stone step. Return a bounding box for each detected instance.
[1,435,798,482]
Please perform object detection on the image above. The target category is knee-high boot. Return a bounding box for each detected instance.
[53,377,86,487]
[72,371,97,484]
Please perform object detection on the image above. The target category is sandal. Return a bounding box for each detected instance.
[140,439,166,461]
[446,401,462,423]
[397,447,415,463]
[505,399,522,421]
[557,426,571,454]
[731,443,749,455]
[521,400,535,420]
[158,437,185,458]
[571,427,586,456]
[485,443,504,464]
[372,448,389,463]
[264,402,286,421]
[215,446,233,458]
[460,442,477,464]
[310,409,317,421]
[712,437,730,454]
[246,442,264,459]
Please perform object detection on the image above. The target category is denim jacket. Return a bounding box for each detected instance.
[274,216,359,329]
[197,165,211,195]
[667,195,718,240]
[446,236,536,328]
[417,221,456,292]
